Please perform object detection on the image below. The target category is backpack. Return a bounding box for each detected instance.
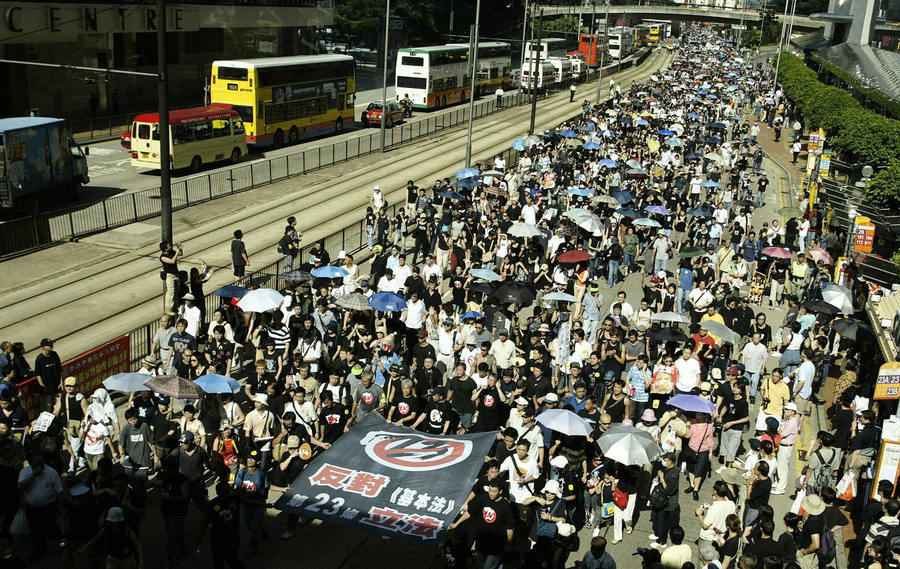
[812,449,837,491]
[817,526,836,565]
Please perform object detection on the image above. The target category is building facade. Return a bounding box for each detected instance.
[1,0,334,121]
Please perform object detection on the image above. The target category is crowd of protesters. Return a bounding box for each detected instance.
[0,23,890,569]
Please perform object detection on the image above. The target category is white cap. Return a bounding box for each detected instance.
[544,393,560,403]
[515,396,529,406]
[550,455,569,469]
[542,479,563,497]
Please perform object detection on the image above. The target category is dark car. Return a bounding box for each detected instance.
[361,100,404,128]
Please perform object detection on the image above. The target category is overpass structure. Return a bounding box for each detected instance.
[540,4,900,34]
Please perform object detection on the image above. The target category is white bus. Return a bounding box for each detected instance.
[446,42,513,96]
[547,57,573,85]
[523,37,569,62]
[521,60,557,92]
[395,45,468,109]
[608,27,635,60]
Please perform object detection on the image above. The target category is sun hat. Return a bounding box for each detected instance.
[542,479,563,497]
[253,393,269,406]
[641,409,657,423]
[801,495,826,516]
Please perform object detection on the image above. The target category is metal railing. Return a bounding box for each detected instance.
[0,49,651,260]
[0,92,539,260]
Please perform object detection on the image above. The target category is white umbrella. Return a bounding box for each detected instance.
[597,424,661,466]
[651,311,690,324]
[543,292,577,303]
[537,409,592,437]
[822,284,853,315]
[700,319,742,345]
[508,222,543,239]
[575,214,604,234]
[593,195,620,207]
[563,208,592,221]
[238,288,285,313]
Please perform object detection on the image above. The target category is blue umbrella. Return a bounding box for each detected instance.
[668,394,716,414]
[560,129,578,138]
[658,129,675,136]
[702,180,720,188]
[709,122,728,130]
[567,186,595,198]
[583,141,601,151]
[439,191,464,200]
[369,292,407,312]
[598,158,618,168]
[666,137,684,147]
[688,206,713,218]
[103,372,151,393]
[195,373,241,394]
[687,111,700,120]
[461,311,482,320]
[612,190,633,204]
[685,153,701,162]
[645,205,670,216]
[311,265,349,279]
[618,208,641,218]
[471,268,502,282]
[636,118,650,127]
[456,167,480,180]
[214,285,248,299]
[705,136,721,145]
[512,137,526,151]
[583,121,597,132]
[634,218,662,228]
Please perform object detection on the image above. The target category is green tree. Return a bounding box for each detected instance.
[865,159,900,209]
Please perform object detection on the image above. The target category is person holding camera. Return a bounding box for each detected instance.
[159,240,182,314]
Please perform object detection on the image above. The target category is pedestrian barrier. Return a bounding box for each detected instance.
[0,49,650,260]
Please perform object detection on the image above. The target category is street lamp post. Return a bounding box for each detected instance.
[519,0,530,72]
[381,0,391,153]
[463,0,482,168]
[158,0,172,243]
[596,0,609,101]
[528,9,543,135]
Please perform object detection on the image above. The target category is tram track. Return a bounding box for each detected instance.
[2,50,672,360]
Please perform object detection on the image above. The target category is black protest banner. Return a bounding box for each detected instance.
[275,413,496,541]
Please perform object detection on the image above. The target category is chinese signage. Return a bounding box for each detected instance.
[853,215,876,254]
[62,336,130,394]
[0,3,334,43]
[276,413,496,541]
[875,361,900,401]
[819,152,831,179]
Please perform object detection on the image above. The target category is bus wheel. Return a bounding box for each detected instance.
[288,127,300,145]
[230,148,241,163]
[335,117,344,133]
[273,130,285,148]
[190,156,202,173]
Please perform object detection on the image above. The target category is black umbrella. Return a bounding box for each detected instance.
[489,282,536,307]
[833,318,870,340]
[648,327,689,344]
[804,300,840,316]
[468,282,497,296]
[281,270,313,284]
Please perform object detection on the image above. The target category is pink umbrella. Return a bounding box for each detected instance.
[807,247,833,265]
[761,247,793,259]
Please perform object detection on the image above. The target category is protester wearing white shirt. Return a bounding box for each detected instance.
[490,331,517,371]
[674,348,702,393]
[740,334,769,399]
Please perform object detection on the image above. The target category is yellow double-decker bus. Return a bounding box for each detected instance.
[210,54,356,148]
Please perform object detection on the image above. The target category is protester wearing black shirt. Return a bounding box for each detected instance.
[413,388,457,434]
[317,392,349,444]
[450,480,514,562]
[208,483,246,569]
